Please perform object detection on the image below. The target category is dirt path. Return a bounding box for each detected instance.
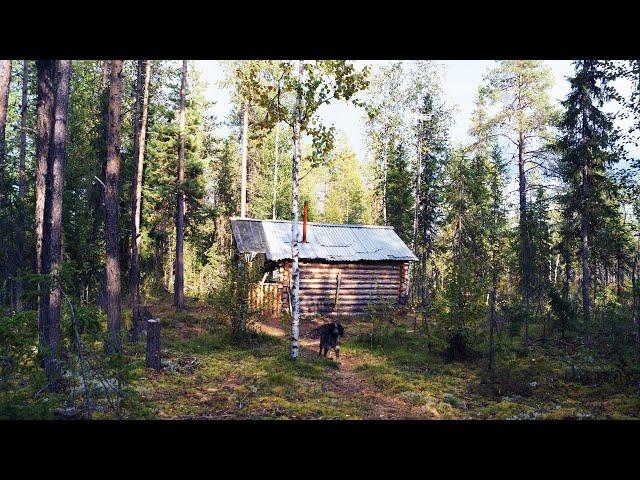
[257,317,438,419]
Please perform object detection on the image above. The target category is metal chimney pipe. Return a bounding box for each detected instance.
[303,201,308,243]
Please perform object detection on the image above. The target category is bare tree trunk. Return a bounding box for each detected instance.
[16,61,29,311]
[241,99,248,218]
[290,60,303,360]
[382,137,388,226]
[42,60,71,390]
[633,245,639,344]
[518,130,531,352]
[104,60,123,354]
[0,60,11,305]
[35,60,55,354]
[272,122,279,220]
[488,170,500,370]
[174,60,187,309]
[488,271,497,370]
[0,60,11,210]
[409,124,423,308]
[146,319,161,370]
[130,60,151,342]
[580,155,591,341]
[90,60,111,308]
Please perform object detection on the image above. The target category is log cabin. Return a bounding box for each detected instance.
[230,211,417,318]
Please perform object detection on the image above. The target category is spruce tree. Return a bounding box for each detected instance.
[557,60,621,340]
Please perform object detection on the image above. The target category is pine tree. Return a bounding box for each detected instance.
[478,60,556,352]
[41,60,72,388]
[104,60,123,353]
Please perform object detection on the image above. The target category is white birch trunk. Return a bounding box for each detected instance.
[409,127,423,306]
[241,100,248,218]
[381,138,387,226]
[272,122,279,220]
[290,61,303,359]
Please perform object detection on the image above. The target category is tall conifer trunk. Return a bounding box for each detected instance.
[0,60,10,210]
[16,61,29,311]
[0,60,11,304]
[580,161,591,338]
[35,60,55,353]
[518,129,531,352]
[104,60,123,353]
[174,60,187,309]
[42,60,71,389]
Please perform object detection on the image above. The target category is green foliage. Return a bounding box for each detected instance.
[0,310,37,389]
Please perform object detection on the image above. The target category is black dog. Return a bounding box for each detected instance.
[317,321,345,359]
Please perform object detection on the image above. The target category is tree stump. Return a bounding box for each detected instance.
[146,319,161,370]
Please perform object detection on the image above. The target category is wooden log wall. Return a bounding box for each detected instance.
[292,261,405,316]
[248,282,279,318]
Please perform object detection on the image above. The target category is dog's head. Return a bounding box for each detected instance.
[333,321,345,338]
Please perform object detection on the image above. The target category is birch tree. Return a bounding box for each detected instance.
[272,122,279,220]
[364,62,406,225]
[241,99,248,217]
[105,60,123,353]
[238,60,369,358]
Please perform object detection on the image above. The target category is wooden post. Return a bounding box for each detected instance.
[146,319,161,370]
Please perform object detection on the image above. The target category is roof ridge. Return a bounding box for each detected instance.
[230,217,395,229]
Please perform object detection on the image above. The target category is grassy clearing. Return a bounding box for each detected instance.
[123,297,640,420]
[2,296,640,419]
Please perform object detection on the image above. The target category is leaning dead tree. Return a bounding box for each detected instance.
[130,60,151,342]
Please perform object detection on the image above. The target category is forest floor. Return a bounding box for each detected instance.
[122,297,640,420]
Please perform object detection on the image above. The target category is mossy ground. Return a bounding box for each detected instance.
[124,297,640,420]
[2,296,640,419]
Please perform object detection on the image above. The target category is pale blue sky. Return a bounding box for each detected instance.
[194,60,574,160]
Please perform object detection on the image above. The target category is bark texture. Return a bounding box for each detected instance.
[0,60,11,303]
[35,60,55,352]
[0,60,11,209]
[104,60,123,353]
[174,60,186,309]
[16,61,29,311]
[42,60,72,390]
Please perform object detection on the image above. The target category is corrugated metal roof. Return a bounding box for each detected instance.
[230,218,418,262]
